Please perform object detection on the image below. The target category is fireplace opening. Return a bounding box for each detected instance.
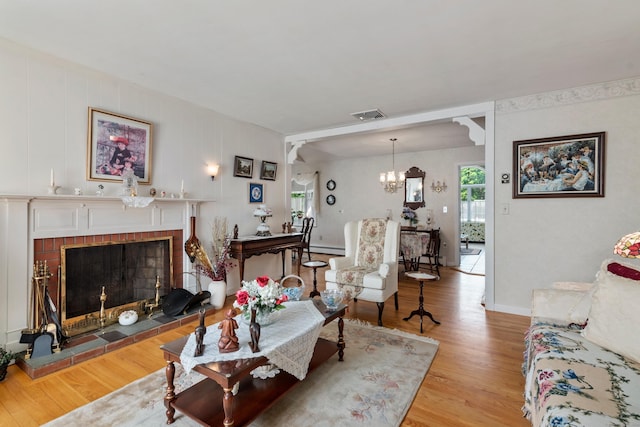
[61,237,173,337]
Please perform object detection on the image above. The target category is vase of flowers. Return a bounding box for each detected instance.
[193,217,233,308]
[233,276,288,326]
[401,207,418,226]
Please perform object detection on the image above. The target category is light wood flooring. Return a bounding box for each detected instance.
[0,254,531,427]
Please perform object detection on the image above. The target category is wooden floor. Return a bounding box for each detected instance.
[0,254,531,427]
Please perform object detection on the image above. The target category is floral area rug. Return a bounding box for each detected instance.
[43,319,439,427]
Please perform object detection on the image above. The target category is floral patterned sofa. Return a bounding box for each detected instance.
[523,259,640,427]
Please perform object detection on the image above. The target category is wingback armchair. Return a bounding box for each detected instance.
[324,218,400,326]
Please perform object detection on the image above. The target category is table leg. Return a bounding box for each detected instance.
[337,316,345,361]
[164,361,176,424]
[223,386,235,427]
[237,256,245,283]
[296,247,303,276]
[403,281,441,333]
[309,267,320,298]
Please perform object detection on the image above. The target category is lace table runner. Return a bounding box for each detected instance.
[180,300,325,380]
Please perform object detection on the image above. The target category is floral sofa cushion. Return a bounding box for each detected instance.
[523,322,640,427]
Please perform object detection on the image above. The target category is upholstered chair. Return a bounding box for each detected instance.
[324,218,400,326]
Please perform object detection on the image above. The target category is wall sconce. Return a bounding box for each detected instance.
[207,164,220,181]
[431,180,447,193]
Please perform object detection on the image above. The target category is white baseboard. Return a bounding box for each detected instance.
[492,304,530,317]
[309,245,345,256]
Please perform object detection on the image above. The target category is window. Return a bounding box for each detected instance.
[460,166,486,223]
[291,187,314,227]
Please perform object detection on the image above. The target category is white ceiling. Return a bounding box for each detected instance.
[1,1,639,161]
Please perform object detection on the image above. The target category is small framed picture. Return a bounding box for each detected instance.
[234,156,254,178]
[260,161,277,181]
[249,182,264,203]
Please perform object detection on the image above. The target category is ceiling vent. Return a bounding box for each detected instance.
[351,109,385,121]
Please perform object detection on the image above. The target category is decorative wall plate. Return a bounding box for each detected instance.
[326,179,336,191]
[326,194,336,205]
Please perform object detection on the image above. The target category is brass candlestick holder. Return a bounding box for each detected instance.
[145,276,161,317]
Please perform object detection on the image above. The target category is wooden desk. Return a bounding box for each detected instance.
[229,233,303,281]
[161,299,346,427]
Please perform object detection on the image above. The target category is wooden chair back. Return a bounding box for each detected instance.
[300,217,314,260]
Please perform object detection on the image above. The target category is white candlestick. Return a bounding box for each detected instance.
[50,168,54,186]
[181,179,184,193]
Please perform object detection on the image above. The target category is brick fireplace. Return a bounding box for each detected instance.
[0,195,198,353]
[34,229,184,337]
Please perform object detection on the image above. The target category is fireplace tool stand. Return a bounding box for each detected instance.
[21,261,62,358]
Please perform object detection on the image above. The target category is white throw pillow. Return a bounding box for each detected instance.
[581,273,640,363]
[531,289,591,324]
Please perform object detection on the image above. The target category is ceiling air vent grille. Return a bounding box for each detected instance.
[351,109,385,121]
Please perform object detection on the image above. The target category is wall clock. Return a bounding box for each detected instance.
[326,179,336,191]
[326,194,336,205]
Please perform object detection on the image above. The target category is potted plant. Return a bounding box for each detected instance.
[0,347,15,381]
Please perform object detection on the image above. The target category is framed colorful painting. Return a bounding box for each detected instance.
[513,132,605,198]
[87,108,153,184]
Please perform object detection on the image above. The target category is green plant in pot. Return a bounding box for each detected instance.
[0,347,16,381]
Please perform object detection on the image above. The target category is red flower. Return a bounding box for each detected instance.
[256,276,270,287]
[235,289,249,305]
[276,294,289,305]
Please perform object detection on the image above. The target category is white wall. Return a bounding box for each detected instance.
[493,79,640,313]
[0,39,286,225]
[0,39,288,348]
[295,144,485,265]
[297,77,640,317]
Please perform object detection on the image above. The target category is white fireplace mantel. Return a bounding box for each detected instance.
[0,194,212,350]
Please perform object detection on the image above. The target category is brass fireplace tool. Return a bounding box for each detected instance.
[145,276,162,317]
[99,286,107,331]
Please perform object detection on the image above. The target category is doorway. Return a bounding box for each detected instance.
[458,165,485,275]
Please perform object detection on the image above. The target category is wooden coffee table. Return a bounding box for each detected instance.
[161,299,347,427]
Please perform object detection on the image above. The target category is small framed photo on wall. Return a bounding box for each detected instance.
[260,161,277,181]
[249,182,264,203]
[234,156,254,178]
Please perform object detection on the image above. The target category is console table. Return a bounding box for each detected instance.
[161,299,346,427]
[229,233,304,281]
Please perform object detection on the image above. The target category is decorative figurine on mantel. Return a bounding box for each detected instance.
[217,309,239,353]
[194,308,206,357]
[233,224,239,239]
